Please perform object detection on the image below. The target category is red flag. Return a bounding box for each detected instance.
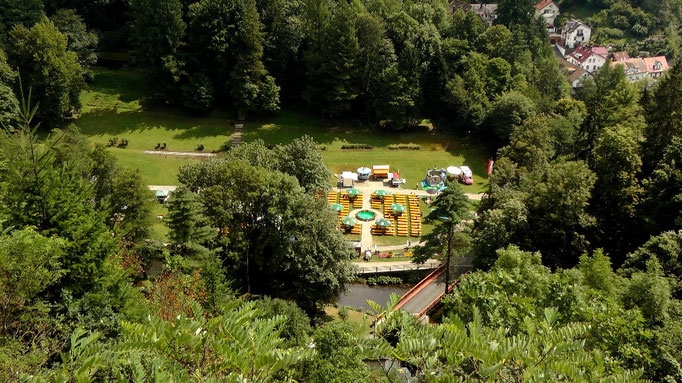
[487,159,494,175]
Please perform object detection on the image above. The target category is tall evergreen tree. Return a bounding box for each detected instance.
[644,62,682,173]
[641,136,682,233]
[166,186,216,249]
[130,0,186,102]
[188,0,279,113]
[414,181,472,292]
[304,0,359,116]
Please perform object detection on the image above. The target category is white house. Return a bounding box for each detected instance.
[562,19,592,49]
[566,45,608,73]
[617,58,649,82]
[535,0,560,25]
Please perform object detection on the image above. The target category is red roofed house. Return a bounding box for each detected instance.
[566,45,608,73]
[643,56,669,78]
[535,0,560,25]
[612,51,630,62]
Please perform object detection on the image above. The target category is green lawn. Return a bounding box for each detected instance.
[245,111,490,193]
[324,306,372,336]
[109,148,199,185]
[372,235,412,246]
[74,67,233,185]
[74,67,491,191]
[150,203,169,241]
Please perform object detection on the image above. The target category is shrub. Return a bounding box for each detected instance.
[338,306,349,321]
[341,143,373,150]
[366,276,402,285]
[118,138,128,147]
[376,276,402,285]
[387,144,421,150]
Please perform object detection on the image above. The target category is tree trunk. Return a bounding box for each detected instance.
[246,254,251,294]
[445,229,452,295]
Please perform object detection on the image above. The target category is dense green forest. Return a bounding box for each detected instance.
[1,0,682,381]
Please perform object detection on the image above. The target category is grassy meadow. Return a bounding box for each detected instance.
[73,67,491,193]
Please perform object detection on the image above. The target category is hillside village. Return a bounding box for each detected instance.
[451,1,670,89]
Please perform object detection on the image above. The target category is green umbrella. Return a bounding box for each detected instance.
[346,188,360,197]
[341,216,357,226]
[374,189,390,197]
[376,218,392,227]
[390,203,405,213]
[330,203,344,212]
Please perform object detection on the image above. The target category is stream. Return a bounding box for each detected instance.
[337,284,410,311]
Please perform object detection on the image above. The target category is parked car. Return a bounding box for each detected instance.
[459,166,473,185]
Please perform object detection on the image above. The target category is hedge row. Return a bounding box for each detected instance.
[341,143,373,150]
[387,144,421,150]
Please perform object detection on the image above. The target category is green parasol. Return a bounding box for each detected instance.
[346,188,360,197]
[390,203,406,213]
[330,203,344,212]
[374,189,390,197]
[341,216,357,226]
[376,218,392,227]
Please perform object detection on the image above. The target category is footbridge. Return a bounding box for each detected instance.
[391,265,459,317]
[385,258,472,317]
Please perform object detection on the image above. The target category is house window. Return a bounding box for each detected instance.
[577,30,584,36]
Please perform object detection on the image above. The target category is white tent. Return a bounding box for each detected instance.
[341,171,359,181]
[446,166,462,177]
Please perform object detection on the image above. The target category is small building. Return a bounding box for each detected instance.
[567,67,590,88]
[618,58,648,82]
[449,3,498,27]
[535,0,560,25]
[612,51,630,62]
[557,56,590,88]
[566,45,608,73]
[561,19,592,49]
[372,165,390,179]
[339,171,358,188]
[643,56,669,78]
[155,190,170,203]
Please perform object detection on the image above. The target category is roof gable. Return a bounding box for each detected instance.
[568,46,607,64]
[643,56,669,72]
[565,19,591,34]
[535,0,554,10]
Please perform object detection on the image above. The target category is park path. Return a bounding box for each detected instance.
[232,123,243,147]
[143,150,216,157]
[353,259,440,274]
[359,193,373,251]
